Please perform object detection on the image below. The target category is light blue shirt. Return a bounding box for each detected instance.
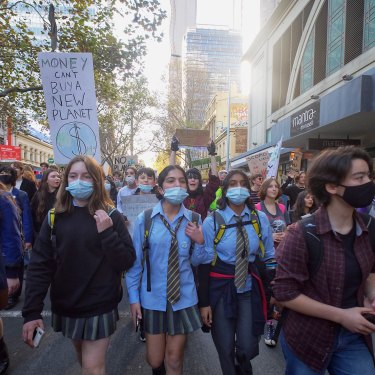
[126,201,209,311]
[201,205,275,292]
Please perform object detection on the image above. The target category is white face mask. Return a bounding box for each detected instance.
[125,176,135,185]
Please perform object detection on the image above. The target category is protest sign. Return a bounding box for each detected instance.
[38,52,101,164]
[175,129,210,150]
[113,155,138,173]
[289,151,303,174]
[246,150,270,177]
[267,137,283,178]
[121,195,159,237]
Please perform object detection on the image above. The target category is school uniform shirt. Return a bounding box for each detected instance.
[126,201,211,311]
[116,186,138,214]
[201,205,275,293]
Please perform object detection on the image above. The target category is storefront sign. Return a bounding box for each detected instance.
[0,145,21,161]
[308,138,360,150]
[290,101,320,137]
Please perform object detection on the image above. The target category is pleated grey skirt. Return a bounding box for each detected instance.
[52,308,119,341]
[143,303,202,336]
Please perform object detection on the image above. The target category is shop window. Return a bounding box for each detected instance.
[364,0,375,50]
[326,0,346,75]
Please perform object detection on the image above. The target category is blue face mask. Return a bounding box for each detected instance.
[139,184,153,193]
[104,182,111,191]
[163,187,189,205]
[66,179,94,200]
[226,187,250,205]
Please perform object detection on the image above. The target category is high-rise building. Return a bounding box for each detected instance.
[182,27,242,126]
[169,0,197,57]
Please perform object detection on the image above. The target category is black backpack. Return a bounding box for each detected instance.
[301,212,375,277]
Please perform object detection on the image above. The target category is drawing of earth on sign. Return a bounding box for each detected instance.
[56,122,97,158]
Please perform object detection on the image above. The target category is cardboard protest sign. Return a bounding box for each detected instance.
[246,150,270,177]
[175,129,210,150]
[121,195,159,237]
[289,151,303,174]
[38,52,101,164]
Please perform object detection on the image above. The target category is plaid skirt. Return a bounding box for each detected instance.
[143,303,202,336]
[52,308,119,341]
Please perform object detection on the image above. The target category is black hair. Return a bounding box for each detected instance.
[292,190,317,220]
[186,167,203,196]
[136,167,156,180]
[156,165,187,200]
[307,146,374,205]
[0,166,17,186]
[217,169,254,210]
[125,166,137,175]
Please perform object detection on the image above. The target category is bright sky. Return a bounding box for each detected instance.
[121,0,261,167]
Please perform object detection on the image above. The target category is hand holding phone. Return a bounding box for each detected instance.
[32,327,45,348]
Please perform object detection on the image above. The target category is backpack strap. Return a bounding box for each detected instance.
[142,208,154,292]
[211,209,265,265]
[358,213,375,251]
[300,214,323,277]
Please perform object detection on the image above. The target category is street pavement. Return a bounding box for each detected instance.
[1,285,286,374]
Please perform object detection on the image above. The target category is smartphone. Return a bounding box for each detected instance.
[362,313,375,324]
[32,327,45,348]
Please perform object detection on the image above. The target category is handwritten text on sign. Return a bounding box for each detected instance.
[38,53,101,165]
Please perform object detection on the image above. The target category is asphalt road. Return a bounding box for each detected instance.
[1,285,286,374]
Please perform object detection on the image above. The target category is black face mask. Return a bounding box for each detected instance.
[0,175,13,186]
[339,181,375,208]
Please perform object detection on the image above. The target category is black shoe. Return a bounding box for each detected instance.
[152,363,166,375]
[0,338,9,375]
[4,296,18,310]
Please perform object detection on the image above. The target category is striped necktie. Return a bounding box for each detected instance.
[160,215,184,304]
[234,216,249,289]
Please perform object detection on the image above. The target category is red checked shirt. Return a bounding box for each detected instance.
[273,206,375,372]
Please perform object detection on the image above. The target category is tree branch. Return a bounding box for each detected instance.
[0,86,43,97]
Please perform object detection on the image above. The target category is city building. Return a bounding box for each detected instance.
[182,26,242,126]
[233,0,375,174]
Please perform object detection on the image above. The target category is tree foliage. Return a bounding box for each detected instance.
[0,0,166,129]
[99,75,159,169]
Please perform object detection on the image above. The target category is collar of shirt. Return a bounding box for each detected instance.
[220,204,251,223]
[151,200,191,224]
[316,205,366,237]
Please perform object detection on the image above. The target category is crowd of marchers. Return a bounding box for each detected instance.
[0,140,374,375]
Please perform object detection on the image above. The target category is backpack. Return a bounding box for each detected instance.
[211,209,265,266]
[142,208,200,292]
[300,212,375,277]
[48,206,117,257]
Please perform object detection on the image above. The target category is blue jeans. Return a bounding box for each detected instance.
[281,328,375,375]
[211,291,259,375]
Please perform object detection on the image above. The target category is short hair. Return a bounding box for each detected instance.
[250,173,263,183]
[113,171,122,178]
[307,146,374,205]
[40,162,49,168]
[11,161,24,171]
[218,169,254,210]
[55,156,113,214]
[0,166,17,186]
[125,166,137,175]
[294,171,306,183]
[136,167,156,180]
[258,177,282,201]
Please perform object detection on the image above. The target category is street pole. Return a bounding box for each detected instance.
[226,70,231,171]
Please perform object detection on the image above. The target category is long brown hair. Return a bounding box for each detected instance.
[35,169,60,222]
[55,156,113,214]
